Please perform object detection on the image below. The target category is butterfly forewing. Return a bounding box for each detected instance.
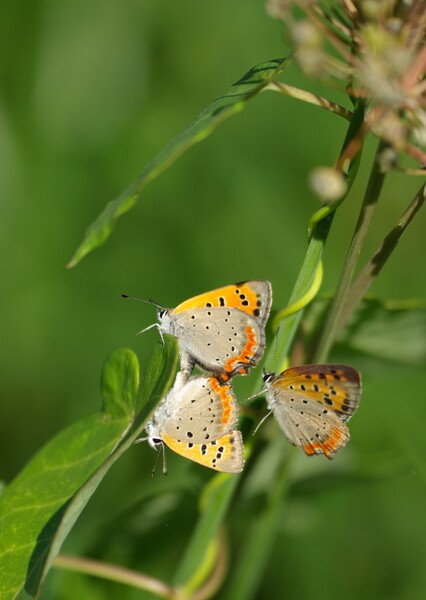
[171,280,272,324]
[279,364,361,421]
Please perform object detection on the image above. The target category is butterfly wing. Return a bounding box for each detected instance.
[161,376,238,444]
[172,281,272,325]
[172,307,265,376]
[280,364,361,421]
[266,364,361,459]
[161,430,245,473]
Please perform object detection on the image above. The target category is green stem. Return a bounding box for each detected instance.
[339,182,425,329]
[54,554,174,598]
[314,139,388,363]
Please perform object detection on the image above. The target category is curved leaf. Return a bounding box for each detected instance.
[67,57,289,268]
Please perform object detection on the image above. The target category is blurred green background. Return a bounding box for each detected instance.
[1,1,425,599]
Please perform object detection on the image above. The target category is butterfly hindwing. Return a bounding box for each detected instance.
[174,308,264,376]
[161,430,245,473]
[268,390,350,458]
[161,376,237,444]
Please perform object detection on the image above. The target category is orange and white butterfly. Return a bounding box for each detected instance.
[129,281,272,378]
[144,374,244,473]
[258,364,361,459]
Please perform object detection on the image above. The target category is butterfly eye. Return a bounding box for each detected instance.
[152,437,163,446]
[262,370,274,384]
[158,309,167,319]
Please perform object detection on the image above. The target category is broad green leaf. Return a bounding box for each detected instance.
[306,297,426,366]
[67,57,289,268]
[0,341,178,600]
[342,299,426,366]
[101,348,139,419]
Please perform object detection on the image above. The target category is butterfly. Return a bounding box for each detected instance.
[144,374,245,473]
[127,281,272,379]
[257,364,361,459]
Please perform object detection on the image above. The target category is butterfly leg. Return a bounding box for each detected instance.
[178,349,195,377]
[173,370,189,391]
[253,410,273,435]
[137,322,165,347]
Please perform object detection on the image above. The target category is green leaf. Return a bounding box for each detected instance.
[342,299,426,366]
[306,297,426,366]
[136,334,179,423]
[67,57,289,268]
[101,348,139,419]
[0,341,178,600]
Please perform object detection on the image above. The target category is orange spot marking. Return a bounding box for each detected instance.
[303,427,345,458]
[209,377,233,426]
[224,326,257,374]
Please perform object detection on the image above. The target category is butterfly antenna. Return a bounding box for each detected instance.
[161,443,168,477]
[121,294,164,310]
[244,388,266,404]
[151,446,162,477]
[253,410,273,436]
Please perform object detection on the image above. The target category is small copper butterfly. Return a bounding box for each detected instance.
[129,281,272,378]
[144,374,245,473]
[258,364,361,459]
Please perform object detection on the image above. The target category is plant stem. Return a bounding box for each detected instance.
[54,554,174,598]
[339,182,425,328]
[265,81,352,120]
[314,139,388,362]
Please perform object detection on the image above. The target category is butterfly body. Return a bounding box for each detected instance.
[263,364,361,459]
[157,281,272,377]
[146,375,244,473]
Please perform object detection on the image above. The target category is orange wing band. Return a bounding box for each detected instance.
[224,326,257,374]
[209,377,234,426]
[303,427,346,459]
